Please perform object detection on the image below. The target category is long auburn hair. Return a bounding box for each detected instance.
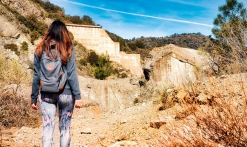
[35,20,72,64]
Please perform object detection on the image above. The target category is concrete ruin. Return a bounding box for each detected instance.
[66,24,142,77]
[143,44,205,89]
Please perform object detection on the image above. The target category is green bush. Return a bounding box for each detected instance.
[35,21,47,35]
[93,66,111,80]
[79,58,87,66]
[47,13,66,22]
[87,51,99,66]
[30,0,63,13]
[30,30,40,44]
[133,98,139,104]
[91,54,113,80]
[69,15,82,24]
[81,15,95,25]
[20,41,28,51]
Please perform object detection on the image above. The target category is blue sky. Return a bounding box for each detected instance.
[49,0,247,39]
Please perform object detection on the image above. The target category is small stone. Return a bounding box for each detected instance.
[219,75,227,79]
[150,120,166,129]
[98,134,106,140]
[81,128,92,134]
[115,134,128,141]
[145,136,151,140]
[120,119,127,124]
[166,89,173,93]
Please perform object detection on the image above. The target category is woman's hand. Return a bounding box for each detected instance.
[31,103,38,110]
[75,100,83,108]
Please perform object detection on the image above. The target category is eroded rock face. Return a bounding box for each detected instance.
[0,16,19,38]
[1,0,43,17]
[78,76,140,112]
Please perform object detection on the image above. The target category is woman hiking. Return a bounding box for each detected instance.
[31,20,83,147]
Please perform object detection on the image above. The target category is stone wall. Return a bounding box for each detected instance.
[66,24,142,77]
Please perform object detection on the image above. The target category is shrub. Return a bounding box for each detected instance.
[35,21,47,35]
[69,15,82,24]
[87,51,99,66]
[195,98,247,146]
[79,58,87,66]
[0,52,39,129]
[30,30,40,44]
[0,56,30,89]
[4,43,18,51]
[20,41,28,51]
[92,66,111,80]
[4,43,20,56]
[81,15,95,25]
[135,38,145,49]
[119,72,128,78]
[30,0,63,13]
[133,98,139,105]
[0,93,41,128]
[47,13,66,22]
[91,54,113,80]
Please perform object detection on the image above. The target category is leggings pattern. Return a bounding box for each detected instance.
[40,94,75,147]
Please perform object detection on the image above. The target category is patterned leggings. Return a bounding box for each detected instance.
[39,93,75,147]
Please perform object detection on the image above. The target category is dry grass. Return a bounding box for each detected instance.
[157,65,247,146]
[195,98,247,146]
[0,92,41,129]
[0,52,41,129]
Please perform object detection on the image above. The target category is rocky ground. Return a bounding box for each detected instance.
[1,99,172,147]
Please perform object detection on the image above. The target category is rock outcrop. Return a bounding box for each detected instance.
[78,76,140,112]
[1,0,44,18]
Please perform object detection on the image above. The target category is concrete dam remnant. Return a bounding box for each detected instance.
[66,24,142,77]
[143,44,206,89]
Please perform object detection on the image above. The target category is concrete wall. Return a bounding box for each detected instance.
[152,53,196,88]
[119,52,142,77]
[67,24,120,56]
[67,24,142,77]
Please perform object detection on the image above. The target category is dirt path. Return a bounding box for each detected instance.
[2,100,170,147]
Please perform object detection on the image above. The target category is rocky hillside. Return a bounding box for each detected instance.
[0,0,50,61]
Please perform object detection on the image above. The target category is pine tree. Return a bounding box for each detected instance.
[209,0,247,74]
